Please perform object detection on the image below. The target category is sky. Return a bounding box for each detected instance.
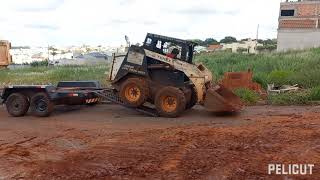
[0,0,281,46]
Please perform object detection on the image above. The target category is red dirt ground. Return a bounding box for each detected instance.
[0,105,319,179]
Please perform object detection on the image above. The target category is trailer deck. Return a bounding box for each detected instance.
[0,81,159,117]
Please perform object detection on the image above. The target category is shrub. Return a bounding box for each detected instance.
[268,91,311,105]
[267,70,293,86]
[309,86,320,101]
[253,73,268,90]
[234,88,260,105]
[30,60,49,67]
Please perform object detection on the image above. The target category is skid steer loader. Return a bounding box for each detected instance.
[108,33,243,117]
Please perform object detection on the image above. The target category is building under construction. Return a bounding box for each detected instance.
[277,0,320,51]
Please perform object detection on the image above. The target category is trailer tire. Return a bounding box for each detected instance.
[119,78,149,107]
[30,92,54,117]
[6,93,30,117]
[155,87,186,118]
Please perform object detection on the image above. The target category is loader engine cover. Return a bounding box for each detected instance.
[112,45,149,83]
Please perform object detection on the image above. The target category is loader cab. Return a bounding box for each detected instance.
[143,33,197,64]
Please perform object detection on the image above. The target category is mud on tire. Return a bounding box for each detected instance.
[155,87,186,118]
[119,77,149,107]
[6,93,30,117]
[30,92,54,117]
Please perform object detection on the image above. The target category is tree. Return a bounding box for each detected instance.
[48,46,57,51]
[50,47,58,60]
[190,38,218,46]
[190,39,204,46]
[241,38,249,42]
[262,39,277,46]
[256,44,277,52]
[220,36,237,44]
[51,51,58,60]
[204,38,219,46]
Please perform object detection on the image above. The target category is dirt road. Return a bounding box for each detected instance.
[0,104,319,179]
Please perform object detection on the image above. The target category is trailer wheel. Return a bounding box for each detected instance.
[6,93,30,117]
[119,78,149,107]
[155,87,186,118]
[30,93,54,117]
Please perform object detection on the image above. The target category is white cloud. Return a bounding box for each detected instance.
[0,0,280,46]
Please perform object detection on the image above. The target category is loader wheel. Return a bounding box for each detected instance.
[155,87,186,118]
[186,88,198,110]
[6,93,29,117]
[30,93,54,117]
[120,78,149,107]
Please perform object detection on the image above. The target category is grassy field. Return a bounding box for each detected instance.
[0,65,109,87]
[196,48,320,104]
[196,48,320,89]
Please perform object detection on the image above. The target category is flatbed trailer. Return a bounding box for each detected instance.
[0,81,158,117]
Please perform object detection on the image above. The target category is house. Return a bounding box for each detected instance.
[207,44,223,52]
[221,39,263,54]
[54,52,109,66]
[278,0,320,51]
[194,46,208,53]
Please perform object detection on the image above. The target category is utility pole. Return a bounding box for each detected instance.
[256,24,259,41]
[255,24,260,51]
[47,44,50,67]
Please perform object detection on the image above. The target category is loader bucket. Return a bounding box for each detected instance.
[204,84,244,113]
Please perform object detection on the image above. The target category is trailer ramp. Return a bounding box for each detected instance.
[93,89,159,117]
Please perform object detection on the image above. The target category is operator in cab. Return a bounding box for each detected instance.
[166,48,180,59]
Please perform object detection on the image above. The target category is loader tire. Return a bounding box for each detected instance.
[155,87,186,118]
[30,92,54,117]
[120,78,149,107]
[6,93,29,117]
[186,88,198,110]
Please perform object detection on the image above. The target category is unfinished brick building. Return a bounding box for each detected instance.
[277,0,320,51]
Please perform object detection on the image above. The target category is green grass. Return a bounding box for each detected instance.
[310,86,320,101]
[0,65,109,87]
[196,48,320,89]
[196,48,320,105]
[233,88,260,105]
[268,91,311,105]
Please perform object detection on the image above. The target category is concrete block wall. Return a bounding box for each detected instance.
[277,29,320,51]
